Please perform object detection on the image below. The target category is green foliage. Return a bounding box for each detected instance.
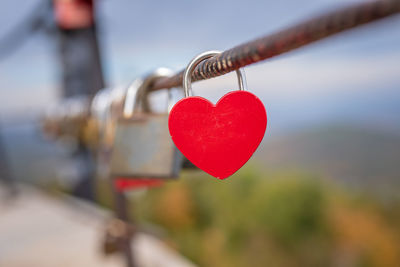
[251,176,328,246]
[132,167,337,266]
[97,165,400,267]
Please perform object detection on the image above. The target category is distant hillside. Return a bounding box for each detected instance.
[255,125,400,192]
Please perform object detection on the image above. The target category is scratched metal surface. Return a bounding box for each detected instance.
[110,114,182,178]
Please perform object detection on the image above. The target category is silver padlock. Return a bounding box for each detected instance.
[110,68,183,179]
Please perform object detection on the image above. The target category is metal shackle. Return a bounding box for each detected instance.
[182,50,247,97]
[123,68,174,118]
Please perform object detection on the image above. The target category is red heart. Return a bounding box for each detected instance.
[168,91,267,179]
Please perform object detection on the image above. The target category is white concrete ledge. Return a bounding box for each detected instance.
[0,184,195,267]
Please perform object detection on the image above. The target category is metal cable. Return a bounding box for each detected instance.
[150,0,400,92]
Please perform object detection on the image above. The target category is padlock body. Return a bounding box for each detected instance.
[110,113,182,178]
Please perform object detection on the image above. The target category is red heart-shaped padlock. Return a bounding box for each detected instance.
[168,90,267,179]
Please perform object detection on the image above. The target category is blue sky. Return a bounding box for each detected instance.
[0,0,399,134]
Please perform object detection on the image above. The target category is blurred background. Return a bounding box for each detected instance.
[0,0,400,266]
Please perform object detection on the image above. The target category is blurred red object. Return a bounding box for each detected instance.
[54,0,94,29]
[114,178,164,192]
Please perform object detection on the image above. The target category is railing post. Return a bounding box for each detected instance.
[114,188,136,267]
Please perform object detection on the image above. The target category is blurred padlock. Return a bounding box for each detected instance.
[42,96,90,141]
[90,85,129,178]
[90,86,127,151]
[110,68,183,179]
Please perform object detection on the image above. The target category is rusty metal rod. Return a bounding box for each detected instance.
[150,0,400,92]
